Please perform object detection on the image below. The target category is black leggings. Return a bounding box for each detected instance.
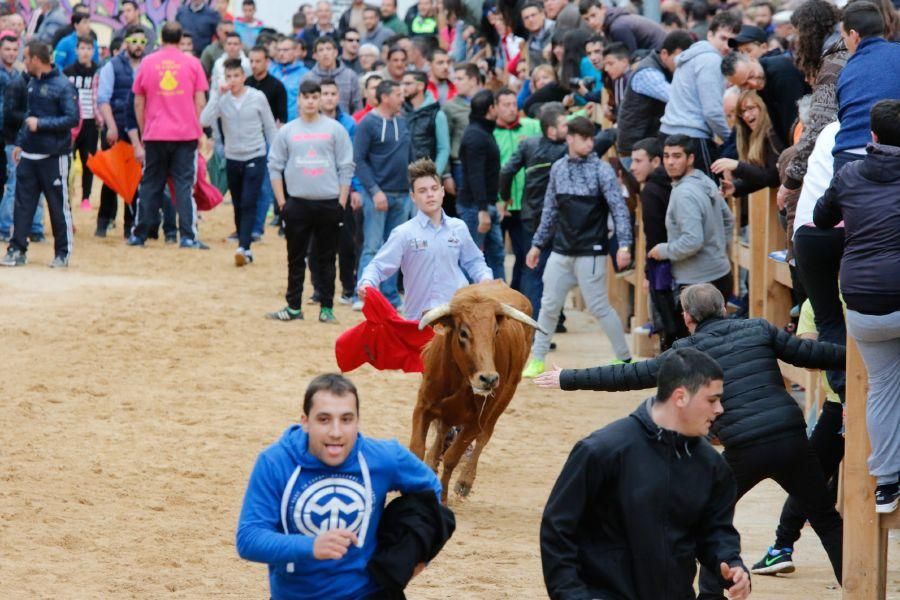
[74,118,99,200]
[775,401,845,548]
[698,432,843,599]
[793,225,846,398]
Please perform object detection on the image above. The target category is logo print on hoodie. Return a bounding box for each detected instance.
[292,475,368,536]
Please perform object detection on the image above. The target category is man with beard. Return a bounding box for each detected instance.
[401,70,448,174]
[94,25,147,237]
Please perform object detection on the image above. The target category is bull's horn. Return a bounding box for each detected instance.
[419,303,452,330]
[500,303,549,335]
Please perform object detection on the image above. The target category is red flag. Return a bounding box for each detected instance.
[335,288,435,373]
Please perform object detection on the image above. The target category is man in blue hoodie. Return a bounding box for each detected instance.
[236,373,442,600]
[352,80,412,310]
[658,11,742,177]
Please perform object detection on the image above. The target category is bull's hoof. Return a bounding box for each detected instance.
[454,480,473,497]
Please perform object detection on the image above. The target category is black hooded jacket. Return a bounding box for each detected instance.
[498,135,568,234]
[541,399,744,600]
[559,317,846,449]
[813,143,900,315]
[640,164,672,250]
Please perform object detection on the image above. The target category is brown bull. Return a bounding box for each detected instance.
[410,280,546,503]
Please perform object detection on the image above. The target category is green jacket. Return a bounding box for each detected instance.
[381,15,408,35]
[494,118,541,211]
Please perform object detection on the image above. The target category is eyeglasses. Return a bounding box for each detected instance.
[125,38,147,45]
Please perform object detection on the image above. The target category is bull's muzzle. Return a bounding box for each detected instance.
[472,372,500,395]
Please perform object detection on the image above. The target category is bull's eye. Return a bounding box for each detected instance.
[459,329,469,341]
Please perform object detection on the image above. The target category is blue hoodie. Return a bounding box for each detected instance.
[269,60,310,122]
[353,110,412,196]
[659,41,730,141]
[236,426,441,600]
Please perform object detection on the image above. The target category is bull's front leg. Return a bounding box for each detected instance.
[409,402,432,459]
[424,419,450,472]
[439,425,479,504]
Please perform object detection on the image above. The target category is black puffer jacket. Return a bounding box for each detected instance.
[15,67,78,156]
[560,317,846,449]
[498,135,567,234]
[541,399,745,600]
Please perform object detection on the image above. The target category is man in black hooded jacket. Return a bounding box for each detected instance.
[535,283,845,598]
[541,347,751,600]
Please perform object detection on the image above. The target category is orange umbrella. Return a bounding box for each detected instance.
[85,141,142,205]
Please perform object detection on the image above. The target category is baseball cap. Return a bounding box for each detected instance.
[727,25,768,48]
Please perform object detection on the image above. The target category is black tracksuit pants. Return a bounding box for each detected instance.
[775,401,845,548]
[73,118,98,200]
[697,432,843,599]
[97,131,136,236]
[10,155,72,258]
[309,202,358,298]
[283,197,341,310]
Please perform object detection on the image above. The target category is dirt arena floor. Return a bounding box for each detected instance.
[1,190,898,599]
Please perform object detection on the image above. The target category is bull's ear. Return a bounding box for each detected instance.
[433,316,455,333]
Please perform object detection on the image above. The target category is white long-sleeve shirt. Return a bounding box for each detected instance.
[359,210,493,319]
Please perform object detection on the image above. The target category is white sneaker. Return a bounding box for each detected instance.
[235,248,253,266]
[351,300,364,311]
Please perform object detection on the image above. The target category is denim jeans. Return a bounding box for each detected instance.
[457,204,506,281]
[225,156,265,250]
[357,189,409,307]
[253,147,274,236]
[521,239,550,319]
[0,144,44,235]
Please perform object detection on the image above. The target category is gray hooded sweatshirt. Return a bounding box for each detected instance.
[659,41,730,141]
[657,169,734,285]
[267,116,355,200]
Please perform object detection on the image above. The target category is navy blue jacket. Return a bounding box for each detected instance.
[834,37,900,154]
[176,4,220,57]
[16,68,78,156]
[814,143,900,315]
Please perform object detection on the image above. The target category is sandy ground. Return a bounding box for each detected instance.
[1,191,898,599]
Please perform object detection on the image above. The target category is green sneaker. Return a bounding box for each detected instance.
[319,307,338,323]
[266,306,303,321]
[522,358,545,378]
[609,358,633,365]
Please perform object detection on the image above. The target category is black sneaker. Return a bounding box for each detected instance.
[165,234,178,245]
[226,231,239,242]
[0,248,26,267]
[94,226,107,238]
[28,232,46,243]
[751,546,795,575]
[126,235,145,247]
[555,322,567,334]
[875,482,900,514]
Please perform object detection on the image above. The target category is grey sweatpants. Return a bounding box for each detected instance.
[846,309,900,485]
[531,252,631,361]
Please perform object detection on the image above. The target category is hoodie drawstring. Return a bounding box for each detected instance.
[281,465,302,573]
[380,117,386,143]
[357,451,374,548]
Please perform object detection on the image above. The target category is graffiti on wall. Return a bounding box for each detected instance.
[13,0,198,42]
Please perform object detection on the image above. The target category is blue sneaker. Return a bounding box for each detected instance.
[126,235,145,247]
[180,238,209,250]
[751,546,795,575]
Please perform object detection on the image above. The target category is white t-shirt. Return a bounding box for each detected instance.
[792,121,840,239]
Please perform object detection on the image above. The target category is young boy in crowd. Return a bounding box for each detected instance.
[65,36,99,212]
[522,116,633,377]
[200,58,278,266]
[357,158,494,321]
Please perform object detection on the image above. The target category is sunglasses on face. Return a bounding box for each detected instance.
[125,38,147,45]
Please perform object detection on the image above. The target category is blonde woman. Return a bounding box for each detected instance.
[710,89,783,197]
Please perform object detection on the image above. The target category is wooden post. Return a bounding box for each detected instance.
[842,337,889,599]
[747,189,768,318]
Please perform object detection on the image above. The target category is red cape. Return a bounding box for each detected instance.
[335,288,435,373]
